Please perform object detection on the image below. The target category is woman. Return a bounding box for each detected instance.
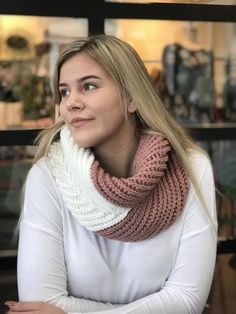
[6,35,217,314]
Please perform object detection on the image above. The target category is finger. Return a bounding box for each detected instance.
[6,301,41,312]
[8,309,38,313]
[5,302,17,307]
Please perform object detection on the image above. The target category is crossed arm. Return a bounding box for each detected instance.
[7,156,218,314]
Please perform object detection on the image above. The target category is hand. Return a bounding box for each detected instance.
[5,301,66,314]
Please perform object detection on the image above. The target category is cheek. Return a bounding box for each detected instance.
[102,111,126,131]
[101,110,123,125]
[59,104,66,118]
[103,101,124,120]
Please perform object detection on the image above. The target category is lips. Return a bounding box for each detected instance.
[71,117,92,128]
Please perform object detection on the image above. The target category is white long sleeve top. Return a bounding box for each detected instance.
[17,151,218,314]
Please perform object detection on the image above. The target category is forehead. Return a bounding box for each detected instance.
[60,52,106,78]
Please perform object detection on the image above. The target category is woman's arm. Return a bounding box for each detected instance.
[17,160,117,313]
[17,155,217,314]
[67,154,217,314]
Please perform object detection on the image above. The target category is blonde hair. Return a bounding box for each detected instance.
[34,34,212,221]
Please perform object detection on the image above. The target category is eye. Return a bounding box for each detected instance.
[84,82,97,91]
[59,88,70,98]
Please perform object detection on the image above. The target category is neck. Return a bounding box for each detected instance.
[93,132,140,178]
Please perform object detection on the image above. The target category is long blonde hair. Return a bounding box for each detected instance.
[34,34,212,221]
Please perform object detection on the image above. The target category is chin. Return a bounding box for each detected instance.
[69,128,105,149]
[74,140,92,148]
[71,136,97,149]
[68,130,93,148]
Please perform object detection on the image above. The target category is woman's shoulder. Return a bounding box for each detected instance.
[188,149,213,175]
[25,155,64,208]
[30,141,62,175]
[27,155,55,185]
[184,149,217,230]
[186,149,215,205]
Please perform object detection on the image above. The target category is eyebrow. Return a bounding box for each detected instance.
[59,75,101,86]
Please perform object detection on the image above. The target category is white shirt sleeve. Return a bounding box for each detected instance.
[17,154,217,314]
[17,160,116,312]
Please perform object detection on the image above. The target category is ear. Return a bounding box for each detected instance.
[127,100,137,113]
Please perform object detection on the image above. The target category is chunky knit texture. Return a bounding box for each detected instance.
[49,126,189,242]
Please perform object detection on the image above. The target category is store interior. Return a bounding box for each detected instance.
[112,19,236,123]
[1,16,236,127]
[0,1,235,313]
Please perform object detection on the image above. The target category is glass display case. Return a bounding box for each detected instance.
[105,19,236,124]
[0,146,36,249]
[0,15,88,130]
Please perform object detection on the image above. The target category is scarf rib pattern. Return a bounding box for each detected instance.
[49,126,189,242]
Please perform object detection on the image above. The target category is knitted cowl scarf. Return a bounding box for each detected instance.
[49,126,189,242]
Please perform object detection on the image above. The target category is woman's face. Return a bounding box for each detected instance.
[59,52,136,154]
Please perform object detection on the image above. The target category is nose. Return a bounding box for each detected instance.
[66,92,85,112]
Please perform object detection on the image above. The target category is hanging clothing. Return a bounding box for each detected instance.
[223,58,236,122]
[162,43,215,124]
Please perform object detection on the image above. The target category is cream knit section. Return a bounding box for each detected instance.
[48,126,129,231]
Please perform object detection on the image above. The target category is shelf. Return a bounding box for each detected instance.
[0,1,236,22]
[217,237,236,255]
[0,124,235,146]
[0,129,42,146]
[0,250,17,271]
[188,123,236,141]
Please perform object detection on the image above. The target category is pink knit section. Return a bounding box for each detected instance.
[90,135,189,242]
